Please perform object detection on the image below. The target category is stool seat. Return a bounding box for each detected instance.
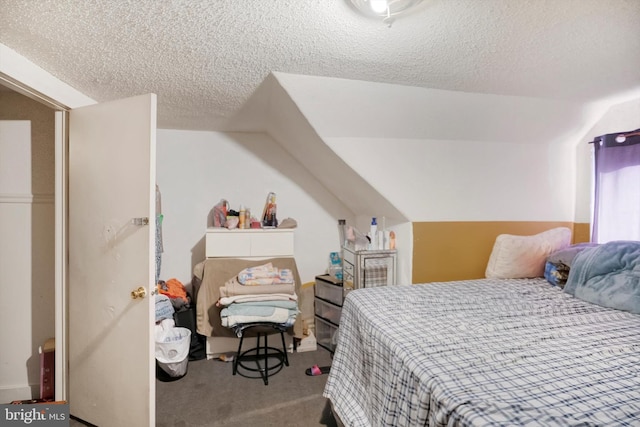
[232,323,290,385]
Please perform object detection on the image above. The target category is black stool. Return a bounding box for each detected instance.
[232,323,289,385]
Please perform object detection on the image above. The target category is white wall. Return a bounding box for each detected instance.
[154,129,583,288]
[272,73,604,285]
[224,73,604,285]
[156,76,634,290]
[156,129,352,287]
[278,72,592,223]
[326,136,577,222]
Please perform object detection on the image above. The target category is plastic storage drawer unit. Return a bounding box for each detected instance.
[314,275,344,306]
[315,316,339,353]
[314,297,342,325]
[314,274,344,353]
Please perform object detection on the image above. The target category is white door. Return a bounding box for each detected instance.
[68,94,157,426]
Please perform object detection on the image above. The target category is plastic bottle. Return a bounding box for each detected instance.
[369,217,377,250]
[239,205,246,229]
[383,230,391,249]
[338,219,346,249]
[328,252,343,280]
[262,192,278,227]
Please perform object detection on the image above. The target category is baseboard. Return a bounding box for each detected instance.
[206,337,241,359]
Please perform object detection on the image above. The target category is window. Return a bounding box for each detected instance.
[592,129,640,243]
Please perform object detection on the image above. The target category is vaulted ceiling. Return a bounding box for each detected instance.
[1,0,639,133]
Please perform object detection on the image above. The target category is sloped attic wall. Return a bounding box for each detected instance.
[228,73,409,224]
[264,72,598,282]
[228,73,415,283]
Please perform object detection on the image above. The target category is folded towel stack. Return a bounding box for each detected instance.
[237,263,294,286]
[219,263,299,336]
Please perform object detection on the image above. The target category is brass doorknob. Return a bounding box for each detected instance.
[131,286,147,299]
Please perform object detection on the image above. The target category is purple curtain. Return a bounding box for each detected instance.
[592,128,640,243]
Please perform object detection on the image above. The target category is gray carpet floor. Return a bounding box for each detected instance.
[156,347,337,427]
[69,347,337,426]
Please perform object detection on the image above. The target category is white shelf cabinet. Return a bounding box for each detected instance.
[202,227,296,357]
[205,228,294,258]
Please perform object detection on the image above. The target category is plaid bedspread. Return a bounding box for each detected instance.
[323,278,640,426]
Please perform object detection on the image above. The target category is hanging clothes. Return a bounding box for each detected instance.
[156,184,164,283]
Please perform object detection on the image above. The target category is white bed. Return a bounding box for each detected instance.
[323,276,640,426]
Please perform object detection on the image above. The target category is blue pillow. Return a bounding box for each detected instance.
[564,241,640,314]
[547,242,599,266]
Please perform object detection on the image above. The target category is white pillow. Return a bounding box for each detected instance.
[485,227,572,279]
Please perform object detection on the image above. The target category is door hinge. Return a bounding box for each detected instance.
[131,217,149,226]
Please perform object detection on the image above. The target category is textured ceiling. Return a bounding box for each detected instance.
[1,0,639,132]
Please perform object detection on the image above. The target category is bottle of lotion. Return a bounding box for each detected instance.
[369,217,377,250]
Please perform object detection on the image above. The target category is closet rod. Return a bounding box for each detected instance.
[621,130,640,138]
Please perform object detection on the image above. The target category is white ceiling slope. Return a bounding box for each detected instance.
[272,72,595,144]
[1,0,639,133]
[268,74,409,223]
[227,73,409,223]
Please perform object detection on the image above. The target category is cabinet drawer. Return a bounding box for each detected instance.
[205,229,294,258]
[314,298,342,325]
[315,275,344,306]
[250,231,294,256]
[343,246,356,265]
[315,316,339,353]
[342,259,354,277]
[205,232,250,257]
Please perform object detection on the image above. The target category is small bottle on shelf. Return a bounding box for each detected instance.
[262,192,278,227]
[338,219,346,249]
[239,205,246,229]
[369,217,377,250]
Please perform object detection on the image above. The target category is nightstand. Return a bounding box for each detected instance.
[342,247,396,289]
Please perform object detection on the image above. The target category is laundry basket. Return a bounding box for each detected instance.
[155,326,191,377]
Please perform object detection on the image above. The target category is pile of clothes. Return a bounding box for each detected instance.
[155,278,206,362]
[217,263,299,336]
[155,278,190,323]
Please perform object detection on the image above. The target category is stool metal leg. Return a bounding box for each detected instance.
[261,333,268,385]
[233,333,245,376]
[232,324,289,385]
[280,331,289,366]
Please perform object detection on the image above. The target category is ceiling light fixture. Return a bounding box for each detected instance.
[349,0,424,27]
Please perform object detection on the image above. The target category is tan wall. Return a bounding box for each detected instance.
[412,221,590,283]
[0,90,56,400]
